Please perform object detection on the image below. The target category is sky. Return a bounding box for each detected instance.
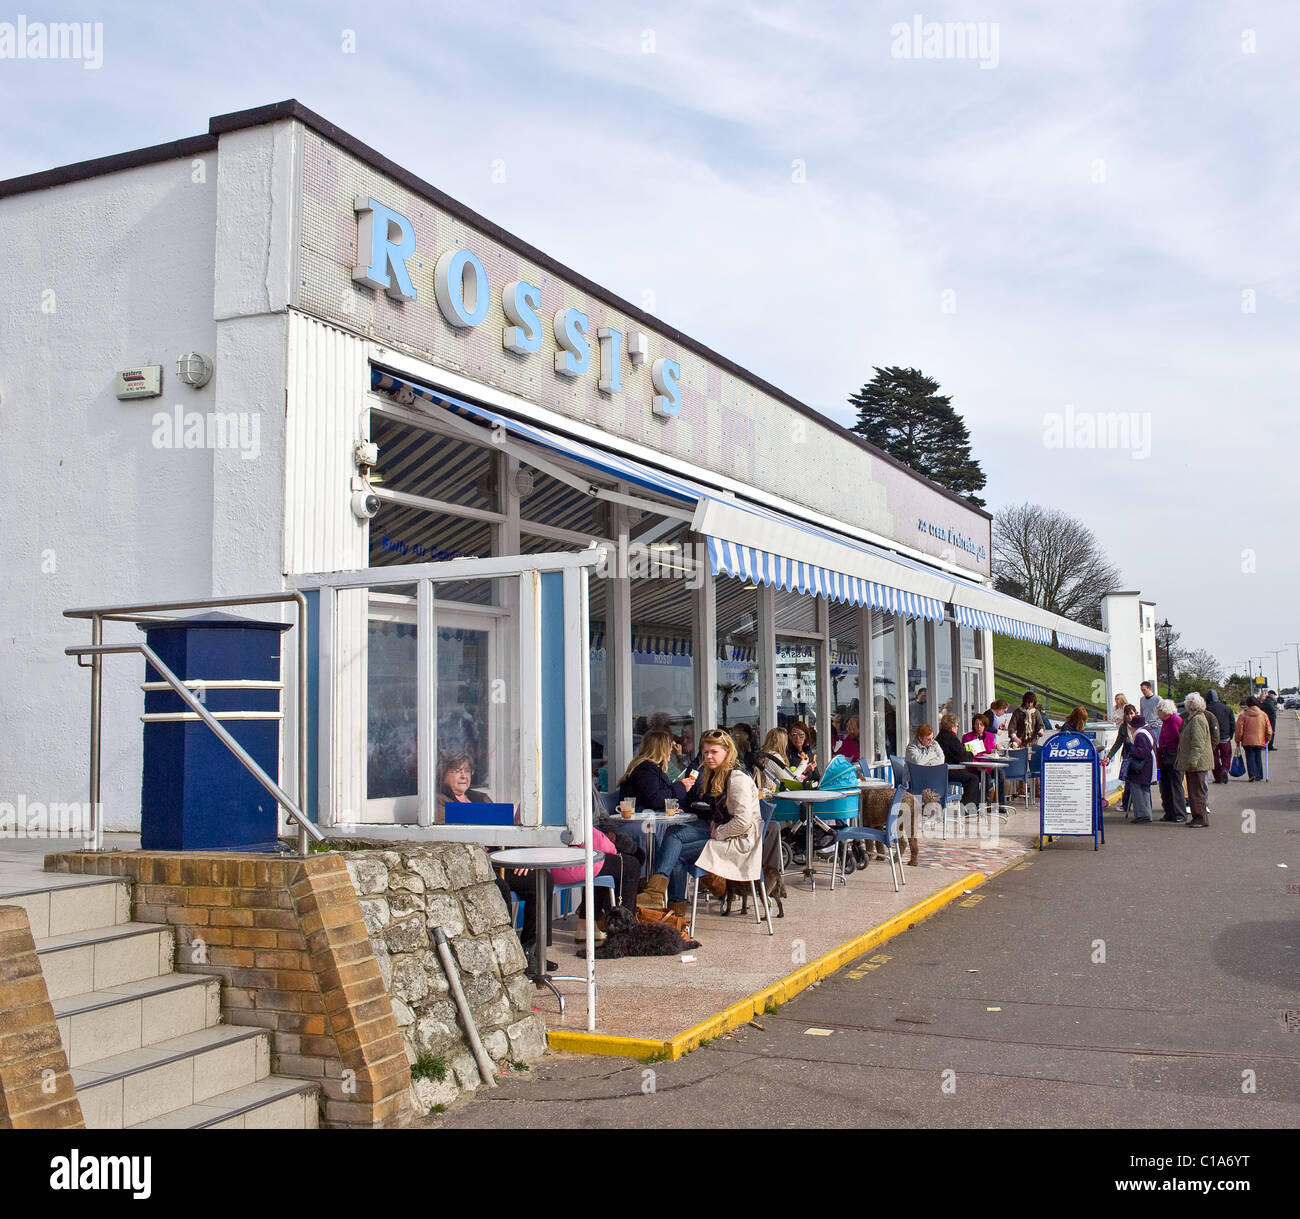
[3,0,1297,686]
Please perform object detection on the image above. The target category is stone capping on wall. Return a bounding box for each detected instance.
[0,904,84,1129]
[336,840,549,1115]
[45,851,412,1129]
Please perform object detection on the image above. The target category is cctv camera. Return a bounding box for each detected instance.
[351,489,381,520]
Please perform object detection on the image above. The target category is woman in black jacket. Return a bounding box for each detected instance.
[617,729,696,810]
[936,713,983,810]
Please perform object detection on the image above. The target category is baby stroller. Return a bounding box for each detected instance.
[778,755,870,874]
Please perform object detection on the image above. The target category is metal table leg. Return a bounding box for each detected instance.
[526,867,565,1014]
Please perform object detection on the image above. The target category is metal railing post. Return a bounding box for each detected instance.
[89,612,102,850]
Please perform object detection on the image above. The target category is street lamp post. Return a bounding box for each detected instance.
[1157,619,1174,697]
[1266,648,1285,692]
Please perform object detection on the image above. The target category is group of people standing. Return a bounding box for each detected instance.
[1107,680,1277,828]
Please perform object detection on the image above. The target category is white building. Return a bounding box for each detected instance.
[0,101,1112,841]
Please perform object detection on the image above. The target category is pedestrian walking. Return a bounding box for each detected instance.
[1126,708,1157,823]
[1176,692,1214,828]
[1261,691,1279,751]
[1233,696,1272,781]
[1156,699,1186,821]
[1204,689,1235,783]
[1108,701,1135,813]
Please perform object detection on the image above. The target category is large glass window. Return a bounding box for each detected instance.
[873,613,898,761]
[716,575,759,733]
[773,586,817,635]
[828,600,860,758]
[630,523,697,759]
[906,617,929,736]
[935,619,955,725]
[776,639,819,738]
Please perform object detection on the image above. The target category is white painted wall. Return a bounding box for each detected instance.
[1102,592,1156,709]
[0,158,220,831]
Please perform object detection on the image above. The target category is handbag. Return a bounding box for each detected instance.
[1118,756,1131,780]
[1229,743,1246,778]
[636,906,694,943]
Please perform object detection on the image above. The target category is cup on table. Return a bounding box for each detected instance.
[664,799,679,815]
[619,798,635,818]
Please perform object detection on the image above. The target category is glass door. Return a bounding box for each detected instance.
[364,595,501,822]
[960,662,984,733]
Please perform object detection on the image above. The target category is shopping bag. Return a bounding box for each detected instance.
[1229,745,1246,778]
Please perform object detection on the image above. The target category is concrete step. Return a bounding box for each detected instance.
[0,876,130,938]
[51,974,222,1068]
[35,922,176,1001]
[127,1076,321,1130]
[72,1025,272,1128]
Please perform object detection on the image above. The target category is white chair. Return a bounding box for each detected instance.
[687,802,776,938]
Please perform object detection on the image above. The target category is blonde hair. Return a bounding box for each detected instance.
[698,728,738,797]
[761,728,789,756]
[939,713,959,732]
[619,729,675,788]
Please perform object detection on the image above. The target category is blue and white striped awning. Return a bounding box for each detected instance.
[952,603,1054,644]
[1055,630,1110,656]
[633,636,692,656]
[719,645,757,662]
[707,537,945,621]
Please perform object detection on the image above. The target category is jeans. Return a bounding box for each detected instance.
[1245,745,1265,781]
[1129,783,1152,821]
[653,818,712,901]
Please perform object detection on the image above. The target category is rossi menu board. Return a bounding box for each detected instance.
[1039,732,1103,848]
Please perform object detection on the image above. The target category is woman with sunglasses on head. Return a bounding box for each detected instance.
[638,729,760,917]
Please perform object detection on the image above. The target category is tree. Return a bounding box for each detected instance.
[992,503,1123,633]
[1177,648,1223,686]
[848,366,986,506]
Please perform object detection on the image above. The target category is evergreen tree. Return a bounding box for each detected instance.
[848,366,987,506]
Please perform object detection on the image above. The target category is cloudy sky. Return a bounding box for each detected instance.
[3,0,1296,685]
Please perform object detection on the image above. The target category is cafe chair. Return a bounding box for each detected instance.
[1002,748,1030,809]
[906,763,962,839]
[888,754,909,789]
[687,802,776,939]
[830,786,907,893]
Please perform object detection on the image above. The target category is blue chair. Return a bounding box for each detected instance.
[1028,745,1044,800]
[831,786,907,893]
[1001,748,1029,810]
[688,800,775,937]
[511,874,619,929]
[907,762,962,839]
[888,754,909,789]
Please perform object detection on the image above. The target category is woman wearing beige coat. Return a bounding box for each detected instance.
[694,730,763,883]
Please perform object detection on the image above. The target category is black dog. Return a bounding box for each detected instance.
[590,906,700,958]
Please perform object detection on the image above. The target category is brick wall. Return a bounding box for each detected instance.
[0,905,83,1129]
[46,851,412,1129]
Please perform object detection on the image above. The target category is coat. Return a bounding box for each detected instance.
[1156,713,1182,763]
[1175,709,1214,773]
[618,759,691,811]
[1127,723,1156,786]
[1234,706,1272,747]
[1009,705,1046,744]
[694,769,762,882]
[1204,691,1235,739]
[906,739,945,768]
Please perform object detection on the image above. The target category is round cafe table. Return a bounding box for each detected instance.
[770,788,861,891]
[488,847,603,1013]
[948,759,1011,815]
[610,809,687,874]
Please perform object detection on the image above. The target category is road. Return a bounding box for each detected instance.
[442,713,1300,1132]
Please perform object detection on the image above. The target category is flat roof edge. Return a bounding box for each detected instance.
[0,98,992,525]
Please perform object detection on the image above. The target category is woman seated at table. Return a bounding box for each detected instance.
[906,722,945,769]
[834,715,862,764]
[553,824,642,936]
[753,728,797,792]
[639,729,759,916]
[961,714,997,758]
[617,729,696,811]
[438,751,555,967]
[786,720,820,782]
[936,714,983,811]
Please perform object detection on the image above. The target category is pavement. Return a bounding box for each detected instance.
[440,712,1300,1130]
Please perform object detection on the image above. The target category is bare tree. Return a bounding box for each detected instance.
[1178,648,1223,685]
[992,503,1123,630]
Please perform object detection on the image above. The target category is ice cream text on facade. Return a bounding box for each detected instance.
[352,197,682,418]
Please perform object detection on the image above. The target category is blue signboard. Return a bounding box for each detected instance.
[1038,731,1104,850]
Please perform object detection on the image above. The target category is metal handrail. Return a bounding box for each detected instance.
[64,592,311,854]
[64,642,322,855]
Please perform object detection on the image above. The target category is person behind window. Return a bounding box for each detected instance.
[834,715,861,764]
[617,729,696,811]
[436,750,489,821]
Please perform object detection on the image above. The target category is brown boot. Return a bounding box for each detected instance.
[907,836,919,866]
[668,900,690,918]
[636,874,668,910]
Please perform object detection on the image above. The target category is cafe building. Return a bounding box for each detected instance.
[0,101,1111,846]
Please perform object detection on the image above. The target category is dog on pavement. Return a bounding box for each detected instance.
[589,906,700,958]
